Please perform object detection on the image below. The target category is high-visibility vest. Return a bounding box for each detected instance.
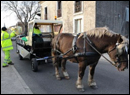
[33,28,41,35]
[1,30,16,51]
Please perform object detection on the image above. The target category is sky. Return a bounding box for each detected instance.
[1,11,18,28]
[1,1,41,29]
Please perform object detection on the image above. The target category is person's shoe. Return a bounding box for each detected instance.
[2,64,8,67]
[8,61,14,65]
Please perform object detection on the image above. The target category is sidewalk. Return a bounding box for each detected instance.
[1,51,33,94]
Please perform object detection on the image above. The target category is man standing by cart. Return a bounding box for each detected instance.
[1,27,16,67]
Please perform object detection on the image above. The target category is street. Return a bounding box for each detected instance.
[2,41,129,94]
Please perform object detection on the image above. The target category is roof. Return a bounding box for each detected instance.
[28,19,63,25]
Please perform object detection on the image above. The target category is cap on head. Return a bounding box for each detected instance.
[2,27,7,31]
[35,23,37,26]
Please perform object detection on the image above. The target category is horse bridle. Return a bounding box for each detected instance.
[108,43,120,54]
[108,42,128,66]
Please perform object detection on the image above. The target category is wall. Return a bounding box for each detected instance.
[40,1,96,33]
[40,1,129,36]
[40,1,57,20]
[96,1,129,37]
[83,1,96,32]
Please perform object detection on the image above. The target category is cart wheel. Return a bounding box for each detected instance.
[19,53,23,60]
[31,58,38,72]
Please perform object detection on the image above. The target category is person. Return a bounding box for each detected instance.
[33,23,42,36]
[1,27,16,67]
[20,23,42,44]
[32,23,43,49]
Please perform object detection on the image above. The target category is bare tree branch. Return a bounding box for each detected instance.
[1,1,40,35]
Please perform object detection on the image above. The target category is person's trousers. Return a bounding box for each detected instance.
[2,50,12,66]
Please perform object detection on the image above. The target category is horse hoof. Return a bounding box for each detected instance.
[65,76,70,80]
[77,88,85,92]
[56,75,61,80]
[56,77,61,80]
[76,85,84,92]
[90,85,98,89]
[88,81,97,89]
[63,72,69,80]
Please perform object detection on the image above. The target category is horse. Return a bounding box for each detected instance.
[51,27,129,91]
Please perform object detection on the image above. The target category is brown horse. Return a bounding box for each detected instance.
[51,27,129,91]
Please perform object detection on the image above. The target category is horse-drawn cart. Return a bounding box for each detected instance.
[16,19,63,72]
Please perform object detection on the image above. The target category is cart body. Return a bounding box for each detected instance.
[16,19,63,71]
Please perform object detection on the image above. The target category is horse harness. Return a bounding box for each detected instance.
[53,33,98,59]
[72,33,81,54]
[55,33,81,54]
[53,33,128,67]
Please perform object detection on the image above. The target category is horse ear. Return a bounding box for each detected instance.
[117,34,123,43]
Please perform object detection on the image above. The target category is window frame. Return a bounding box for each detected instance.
[44,7,48,20]
[73,1,84,16]
[73,15,84,34]
[56,1,62,18]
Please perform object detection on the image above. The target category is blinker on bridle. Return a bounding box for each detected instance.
[108,42,128,66]
[108,42,119,54]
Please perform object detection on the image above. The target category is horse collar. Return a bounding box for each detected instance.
[72,33,81,54]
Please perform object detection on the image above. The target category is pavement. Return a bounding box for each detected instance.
[1,50,33,94]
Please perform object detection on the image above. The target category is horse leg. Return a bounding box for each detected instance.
[88,61,98,89]
[76,61,87,91]
[55,65,61,80]
[61,59,70,80]
[52,51,61,80]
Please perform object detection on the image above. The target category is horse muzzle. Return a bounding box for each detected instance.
[116,61,128,71]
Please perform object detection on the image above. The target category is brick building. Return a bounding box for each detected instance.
[39,1,129,37]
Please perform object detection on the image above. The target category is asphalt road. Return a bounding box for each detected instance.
[9,42,129,94]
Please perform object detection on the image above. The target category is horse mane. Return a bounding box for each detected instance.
[78,27,119,39]
[121,35,129,44]
[78,27,129,48]
[86,27,119,38]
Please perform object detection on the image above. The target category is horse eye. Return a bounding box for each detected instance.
[116,54,118,57]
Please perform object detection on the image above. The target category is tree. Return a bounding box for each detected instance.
[1,1,41,35]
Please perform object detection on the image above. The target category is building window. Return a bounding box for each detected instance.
[75,19,82,34]
[44,7,47,20]
[75,1,82,13]
[57,1,62,17]
[73,16,83,34]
